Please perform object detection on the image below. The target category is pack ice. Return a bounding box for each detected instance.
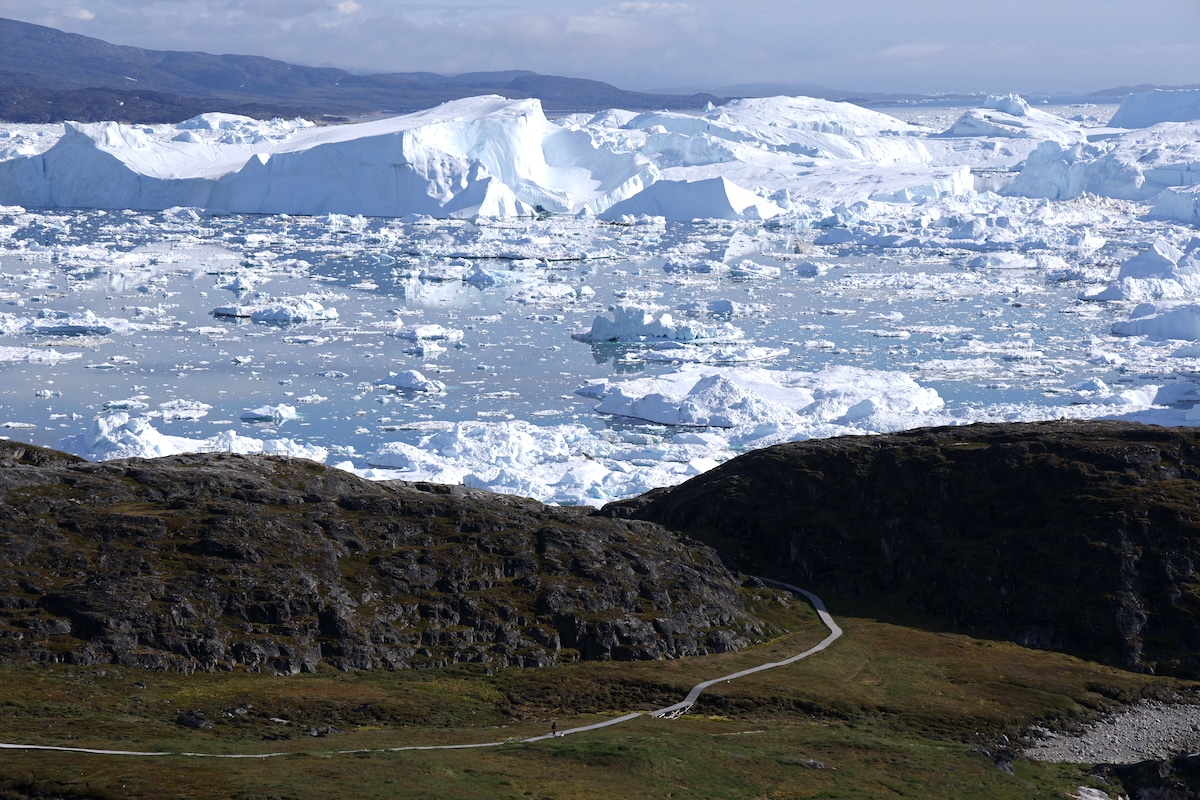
[4,91,1200,508]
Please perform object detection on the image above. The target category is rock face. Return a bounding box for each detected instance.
[610,420,1200,678]
[0,443,768,673]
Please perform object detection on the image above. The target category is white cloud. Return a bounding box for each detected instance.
[65,8,96,20]
[612,2,694,14]
[335,0,360,14]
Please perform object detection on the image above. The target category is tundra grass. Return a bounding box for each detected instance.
[0,593,1186,799]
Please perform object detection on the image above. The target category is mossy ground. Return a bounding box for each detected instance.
[0,592,1186,799]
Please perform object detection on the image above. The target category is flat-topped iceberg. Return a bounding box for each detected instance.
[1109,88,1200,128]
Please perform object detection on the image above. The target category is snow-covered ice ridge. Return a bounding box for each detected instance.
[1,91,1200,507]
[2,91,1198,223]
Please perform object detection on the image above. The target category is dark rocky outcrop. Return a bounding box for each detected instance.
[0,442,770,673]
[610,420,1200,678]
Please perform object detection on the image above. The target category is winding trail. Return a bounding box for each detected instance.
[0,579,841,759]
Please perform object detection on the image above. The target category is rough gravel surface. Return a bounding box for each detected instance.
[1024,701,1200,764]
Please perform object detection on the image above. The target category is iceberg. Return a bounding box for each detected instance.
[58,412,327,462]
[573,303,744,343]
[942,94,1086,146]
[0,97,655,219]
[1109,88,1200,128]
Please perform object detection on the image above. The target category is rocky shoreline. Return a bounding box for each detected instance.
[1025,700,1200,764]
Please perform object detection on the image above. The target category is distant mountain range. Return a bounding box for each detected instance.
[0,16,1190,126]
[0,17,723,123]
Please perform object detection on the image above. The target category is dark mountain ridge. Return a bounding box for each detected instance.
[612,420,1200,679]
[0,16,723,122]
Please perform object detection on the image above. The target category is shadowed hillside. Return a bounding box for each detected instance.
[610,420,1200,678]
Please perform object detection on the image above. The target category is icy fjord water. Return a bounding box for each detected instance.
[0,203,1195,505]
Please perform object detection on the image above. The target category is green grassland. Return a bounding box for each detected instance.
[0,590,1188,799]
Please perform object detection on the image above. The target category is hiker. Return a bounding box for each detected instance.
[551,721,558,737]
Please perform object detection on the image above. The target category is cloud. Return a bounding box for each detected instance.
[64,8,95,20]
[335,0,360,14]
[612,2,694,13]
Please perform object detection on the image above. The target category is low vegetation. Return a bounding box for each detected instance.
[0,593,1190,799]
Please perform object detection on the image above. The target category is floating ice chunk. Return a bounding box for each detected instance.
[793,260,831,277]
[103,397,150,412]
[573,303,744,343]
[240,404,300,422]
[663,258,729,275]
[213,296,339,322]
[381,369,446,393]
[464,264,534,287]
[26,310,123,336]
[729,260,781,279]
[0,346,82,364]
[158,399,212,420]
[676,299,739,317]
[506,283,593,305]
[389,323,465,342]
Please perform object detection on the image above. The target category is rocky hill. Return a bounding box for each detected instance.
[610,420,1200,679]
[0,441,771,673]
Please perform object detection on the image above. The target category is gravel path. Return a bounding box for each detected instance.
[1024,700,1200,764]
[0,579,841,759]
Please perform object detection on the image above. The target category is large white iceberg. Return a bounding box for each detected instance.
[0,97,655,219]
[1003,122,1200,202]
[1109,88,1200,128]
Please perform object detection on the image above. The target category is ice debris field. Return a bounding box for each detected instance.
[1,89,1200,506]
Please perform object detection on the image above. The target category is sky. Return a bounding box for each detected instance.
[3,1,1199,95]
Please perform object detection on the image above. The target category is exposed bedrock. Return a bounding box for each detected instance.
[0,442,769,673]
